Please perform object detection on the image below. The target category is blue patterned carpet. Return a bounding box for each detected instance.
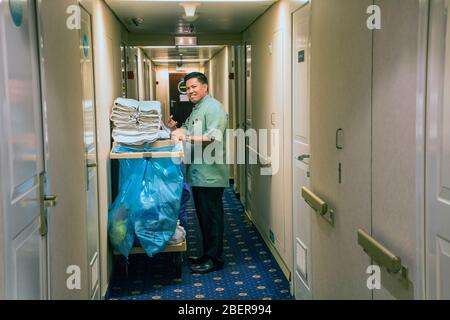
[106,187,293,300]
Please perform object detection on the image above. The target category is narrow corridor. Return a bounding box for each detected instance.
[106,187,292,300]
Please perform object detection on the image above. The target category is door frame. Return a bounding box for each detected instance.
[244,42,253,220]
[78,3,102,300]
[291,0,312,300]
[414,0,429,300]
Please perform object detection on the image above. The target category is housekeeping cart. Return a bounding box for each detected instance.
[109,139,186,278]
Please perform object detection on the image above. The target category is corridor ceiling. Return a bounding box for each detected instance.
[106,0,276,65]
[105,0,277,35]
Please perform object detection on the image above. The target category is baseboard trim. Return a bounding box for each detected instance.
[245,210,291,283]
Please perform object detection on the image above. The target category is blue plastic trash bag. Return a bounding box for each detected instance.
[108,144,184,258]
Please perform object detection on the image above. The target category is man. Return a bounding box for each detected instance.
[167,72,229,273]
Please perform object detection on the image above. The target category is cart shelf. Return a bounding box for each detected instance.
[110,139,184,159]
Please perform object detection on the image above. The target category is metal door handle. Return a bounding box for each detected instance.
[357,229,408,279]
[43,195,57,208]
[301,187,334,226]
[301,187,327,215]
[87,163,97,168]
[298,154,310,161]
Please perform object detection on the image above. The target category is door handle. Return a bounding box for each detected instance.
[297,154,310,161]
[39,195,57,236]
[301,187,327,215]
[301,187,334,226]
[87,163,97,168]
[357,229,408,279]
[40,173,56,236]
[43,195,57,208]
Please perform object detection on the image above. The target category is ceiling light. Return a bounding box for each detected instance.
[175,36,197,46]
[142,46,222,49]
[180,3,199,17]
[152,59,208,63]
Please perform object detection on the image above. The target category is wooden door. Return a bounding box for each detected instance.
[169,73,193,128]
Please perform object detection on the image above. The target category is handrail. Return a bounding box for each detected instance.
[301,187,327,215]
[357,229,404,275]
[301,187,334,226]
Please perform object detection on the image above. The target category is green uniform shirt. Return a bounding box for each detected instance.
[182,95,229,188]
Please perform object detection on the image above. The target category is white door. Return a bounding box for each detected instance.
[80,6,100,300]
[292,3,311,300]
[426,0,450,300]
[310,0,372,299]
[0,0,47,299]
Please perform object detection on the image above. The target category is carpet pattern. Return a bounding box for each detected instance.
[106,187,293,300]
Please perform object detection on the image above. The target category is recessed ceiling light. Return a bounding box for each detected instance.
[180,3,199,17]
[152,59,208,63]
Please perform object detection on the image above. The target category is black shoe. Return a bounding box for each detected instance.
[190,259,224,274]
[188,255,207,265]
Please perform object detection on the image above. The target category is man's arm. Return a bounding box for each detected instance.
[171,128,187,140]
[167,114,188,140]
[175,132,213,146]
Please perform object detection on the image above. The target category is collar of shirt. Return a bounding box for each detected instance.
[193,94,211,110]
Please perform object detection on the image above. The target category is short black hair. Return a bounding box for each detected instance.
[184,72,208,85]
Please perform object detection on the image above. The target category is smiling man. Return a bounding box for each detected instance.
[167,72,229,274]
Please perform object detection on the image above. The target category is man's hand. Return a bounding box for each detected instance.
[171,128,186,141]
[167,115,178,131]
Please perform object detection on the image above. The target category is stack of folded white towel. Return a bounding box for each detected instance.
[111,98,170,145]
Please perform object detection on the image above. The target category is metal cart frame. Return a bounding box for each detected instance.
[110,139,187,278]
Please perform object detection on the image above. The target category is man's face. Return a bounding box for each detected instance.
[186,78,208,104]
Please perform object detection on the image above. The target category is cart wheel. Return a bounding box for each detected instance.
[173,252,182,278]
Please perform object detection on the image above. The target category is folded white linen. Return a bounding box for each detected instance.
[110,115,139,123]
[112,105,137,113]
[111,99,170,144]
[137,120,160,126]
[112,136,158,145]
[138,100,161,113]
[158,130,170,140]
[113,128,159,136]
[113,124,140,131]
[114,97,139,109]
[138,114,160,120]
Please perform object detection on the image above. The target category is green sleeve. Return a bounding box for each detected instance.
[204,106,228,142]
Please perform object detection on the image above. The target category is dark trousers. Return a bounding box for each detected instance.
[192,187,225,264]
